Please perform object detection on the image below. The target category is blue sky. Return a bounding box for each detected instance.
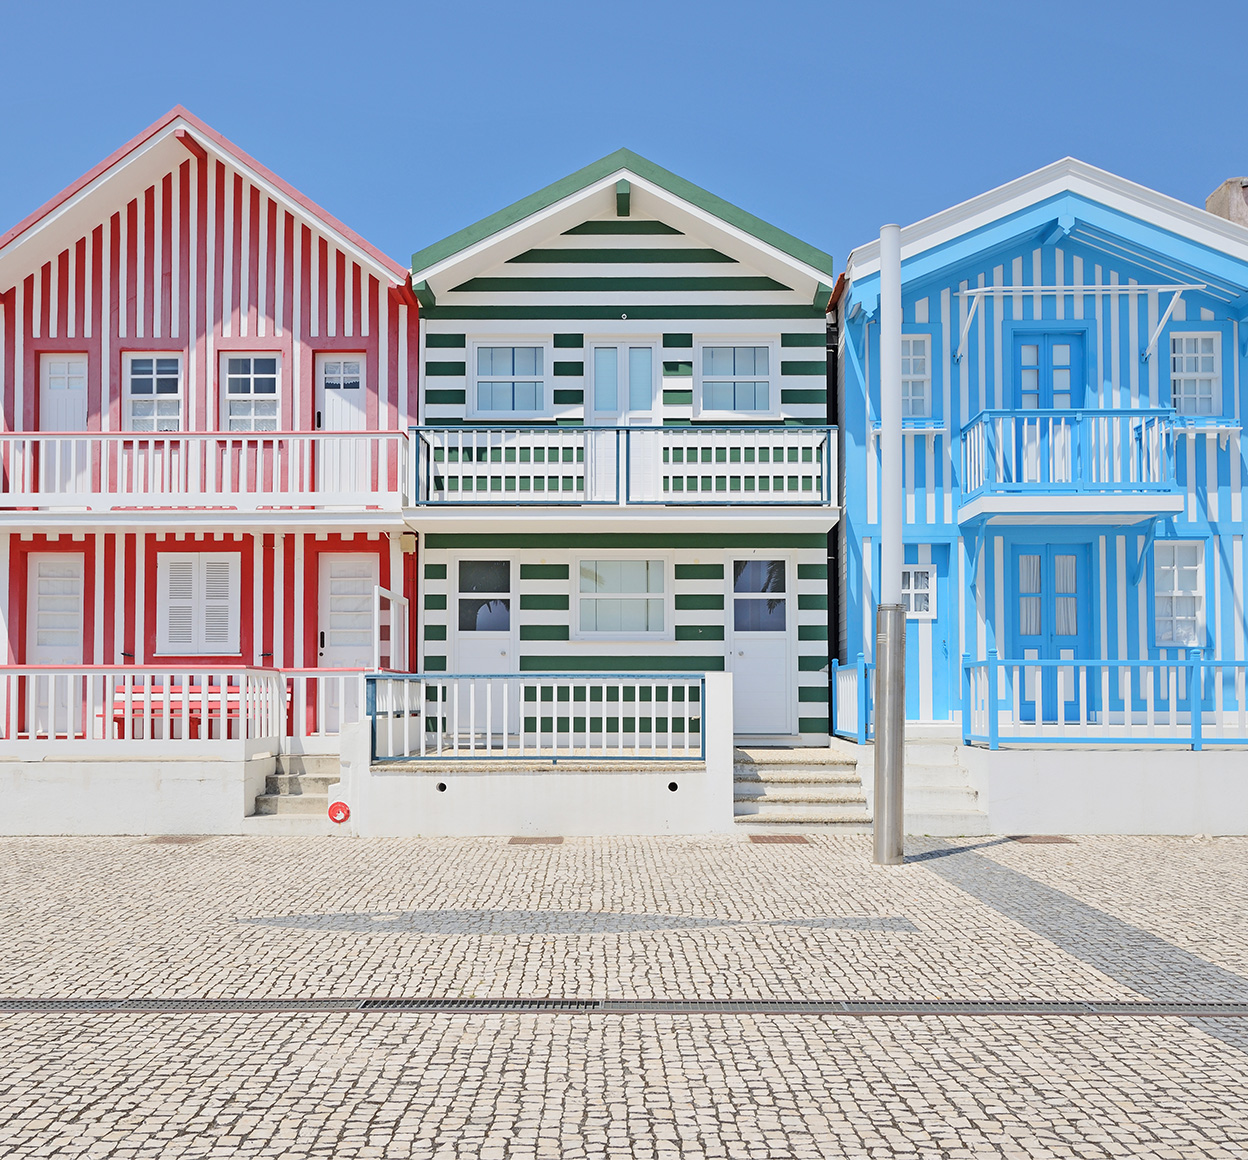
[2,0,1246,271]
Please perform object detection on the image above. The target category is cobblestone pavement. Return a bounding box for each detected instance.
[0,834,1245,1157]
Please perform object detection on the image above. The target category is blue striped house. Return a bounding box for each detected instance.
[836,159,1248,750]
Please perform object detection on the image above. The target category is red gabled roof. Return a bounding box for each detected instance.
[0,106,409,282]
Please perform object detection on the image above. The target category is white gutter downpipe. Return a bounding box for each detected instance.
[873,224,905,865]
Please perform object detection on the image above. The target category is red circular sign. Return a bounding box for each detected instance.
[328,801,350,824]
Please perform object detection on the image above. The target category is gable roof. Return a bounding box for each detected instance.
[843,158,1248,310]
[0,106,409,287]
[410,148,834,293]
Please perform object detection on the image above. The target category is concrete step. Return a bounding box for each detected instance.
[735,797,872,820]
[241,813,339,837]
[904,809,991,837]
[275,754,341,777]
[734,786,867,805]
[253,792,328,817]
[905,785,981,811]
[734,811,873,832]
[734,747,858,769]
[903,742,962,767]
[733,769,861,786]
[265,773,338,796]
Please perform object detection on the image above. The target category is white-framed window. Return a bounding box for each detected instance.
[901,335,930,418]
[697,344,776,415]
[576,559,665,635]
[1154,541,1204,648]
[221,354,280,431]
[1169,334,1219,417]
[900,565,936,619]
[591,344,656,418]
[155,552,241,655]
[473,345,548,415]
[125,354,183,431]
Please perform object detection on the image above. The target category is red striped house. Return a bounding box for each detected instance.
[0,109,420,832]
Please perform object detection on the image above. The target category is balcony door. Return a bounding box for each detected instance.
[38,355,90,496]
[727,558,794,735]
[1015,335,1084,486]
[588,344,656,500]
[1010,544,1092,723]
[315,356,368,500]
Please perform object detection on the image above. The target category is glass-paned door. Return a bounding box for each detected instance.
[451,559,516,739]
[1016,334,1085,485]
[728,559,792,734]
[1010,544,1091,723]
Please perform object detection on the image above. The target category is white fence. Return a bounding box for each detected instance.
[369,672,707,761]
[412,426,835,507]
[0,431,408,510]
[962,410,1173,497]
[0,666,284,756]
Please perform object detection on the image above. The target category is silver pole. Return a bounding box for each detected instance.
[874,223,905,865]
[873,604,905,864]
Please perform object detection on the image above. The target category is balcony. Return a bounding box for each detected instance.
[0,431,409,520]
[959,409,1182,524]
[408,425,838,530]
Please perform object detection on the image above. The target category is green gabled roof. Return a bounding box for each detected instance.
[410,148,834,279]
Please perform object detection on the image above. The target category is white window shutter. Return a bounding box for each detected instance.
[158,556,197,653]
[202,554,241,654]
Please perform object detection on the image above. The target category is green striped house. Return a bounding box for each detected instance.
[408,150,839,741]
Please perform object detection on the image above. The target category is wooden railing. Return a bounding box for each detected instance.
[368,672,706,761]
[961,650,1248,749]
[0,431,408,510]
[830,654,873,743]
[411,426,836,507]
[961,409,1174,498]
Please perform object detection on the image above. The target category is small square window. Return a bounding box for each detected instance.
[699,345,774,414]
[474,346,546,414]
[900,565,936,619]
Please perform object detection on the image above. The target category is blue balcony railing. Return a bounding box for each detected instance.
[961,409,1175,499]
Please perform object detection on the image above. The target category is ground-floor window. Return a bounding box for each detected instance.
[1154,541,1204,648]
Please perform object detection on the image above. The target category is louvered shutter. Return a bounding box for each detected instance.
[202,554,240,653]
[158,555,198,653]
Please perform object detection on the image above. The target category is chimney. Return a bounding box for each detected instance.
[1206,178,1248,227]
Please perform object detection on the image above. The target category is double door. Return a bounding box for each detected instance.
[1010,544,1091,722]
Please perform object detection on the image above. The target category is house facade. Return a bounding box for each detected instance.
[0,108,420,833]
[834,159,1248,832]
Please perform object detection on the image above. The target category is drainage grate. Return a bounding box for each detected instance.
[1,996,1246,1017]
[1010,835,1077,844]
[749,835,810,845]
[508,837,564,845]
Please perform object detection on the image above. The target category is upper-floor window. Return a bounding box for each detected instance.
[1170,334,1219,417]
[1154,541,1204,648]
[901,336,930,418]
[1017,334,1082,410]
[126,354,182,431]
[699,345,773,414]
[223,354,279,432]
[475,346,546,414]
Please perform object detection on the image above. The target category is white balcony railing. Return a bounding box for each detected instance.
[961,409,1175,499]
[411,426,836,507]
[0,431,409,510]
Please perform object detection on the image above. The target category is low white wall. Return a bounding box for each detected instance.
[0,754,274,835]
[968,747,1248,835]
[332,672,736,837]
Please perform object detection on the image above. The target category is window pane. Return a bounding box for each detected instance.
[628,347,652,412]
[458,598,510,632]
[1018,556,1041,594]
[1054,555,1076,594]
[1055,596,1077,636]
[459,560,510,593]
[1021,345,1039,365]
[1051,344,1071,366]
[594,348,618,412]
[733,560,785,594]
[1019,595,1042,636]
[734,597,786,632]
[704,382,733,410]
[704,347,734,376]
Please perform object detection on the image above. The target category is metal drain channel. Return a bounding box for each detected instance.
[1,997,1247,1017]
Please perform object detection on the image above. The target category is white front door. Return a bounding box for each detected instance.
[450,558,516,737]
[39,355,90,496]
[318,553,378,730]
[27,553,85,736]
[727,558,794,735]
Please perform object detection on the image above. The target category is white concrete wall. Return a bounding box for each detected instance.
[0,754,274,835]
[332,672,736,836]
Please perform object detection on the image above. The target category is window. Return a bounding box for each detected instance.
[1154,542,1204,648]
[222,354,279,431]
[458,560,511,632]
[475,346,544,413]
[700,346,771,412]
[732,559,786,632]
[126,355,182,431]
[591,345,654,417]
[1170,334,1219,417]
[155,553,241,654]
[578,560,664,634]
[900,565,936,619]
[901,336,930,418]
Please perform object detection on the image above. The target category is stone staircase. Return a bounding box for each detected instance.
[900,737,990,835]
[733,745,871,832]
[241,754,339,836]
